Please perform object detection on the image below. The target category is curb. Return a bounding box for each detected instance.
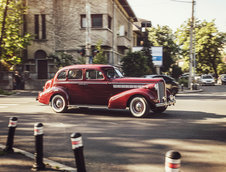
[178,89,203,94]
[0,144,76,172]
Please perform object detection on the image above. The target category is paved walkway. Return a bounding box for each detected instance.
[0,145,76,172]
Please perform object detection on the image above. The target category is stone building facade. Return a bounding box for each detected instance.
[23,0,137,82]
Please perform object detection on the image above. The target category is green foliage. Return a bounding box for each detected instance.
[217,63,226,74]
[178,76,188,87]
[49,52,76,68]
[176,19,225,78]
[92,41,108,64]
[121,50,149,77]
[76,56,86,64]
[0,0,31,70]
[148,25,179,73]
[171,64,183,79]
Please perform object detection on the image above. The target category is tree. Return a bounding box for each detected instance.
[148,25,179,73]
[121,50,149,77]
[171,64,183,79]
[142,30,156,74]
[0,0,31,70]
[92,41,108,64]
[49,52,76,68]
[176,19,225,78]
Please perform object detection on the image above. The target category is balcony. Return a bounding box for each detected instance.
[117,35,131,49]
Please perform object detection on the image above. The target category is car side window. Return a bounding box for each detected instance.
[68,69,82,80]
[57,70,67,80]
[86,69,104,80]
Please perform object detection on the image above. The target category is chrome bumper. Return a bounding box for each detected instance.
[155,95,176,107]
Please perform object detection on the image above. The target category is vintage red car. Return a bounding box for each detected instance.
[37,64,176,118]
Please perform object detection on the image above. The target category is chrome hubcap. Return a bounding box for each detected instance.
[135,102,143,112]
[133,101,144,114]
[55,98,63,108]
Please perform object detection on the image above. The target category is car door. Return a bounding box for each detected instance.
[82,69,111,105]
[66,68,87,104]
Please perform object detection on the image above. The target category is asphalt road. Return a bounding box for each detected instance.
[0,85,226,172]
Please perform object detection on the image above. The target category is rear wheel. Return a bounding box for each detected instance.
[151,106,167,113]
[129,96,150,118]
[51,94,68,113]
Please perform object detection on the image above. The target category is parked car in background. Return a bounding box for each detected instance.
[37,64,176,118]
[143,75,179,95]
[217,74,226,85]
[199,74,215,86]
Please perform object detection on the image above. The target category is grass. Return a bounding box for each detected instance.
[0,89,15,95]
[0,150,7,156]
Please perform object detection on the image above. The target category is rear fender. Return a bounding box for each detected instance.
[108,88,156,109]
[49,87,70,105]
[38,87,69,105]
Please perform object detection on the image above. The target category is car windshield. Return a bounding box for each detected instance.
[202,75,213,79]
[104,67,124,79]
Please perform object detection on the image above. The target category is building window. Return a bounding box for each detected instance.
[34,15,39,39]
[41,14,46,39]
[81,14,103,28]
[92,14,102,28]
[81,15,86,28]
[34,14,46,40]
[108,16,112,29]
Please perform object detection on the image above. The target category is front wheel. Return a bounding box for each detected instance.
[171,88,178,96]
[51,94,68,113]
[129,96,150,118]
[151,106,167,113]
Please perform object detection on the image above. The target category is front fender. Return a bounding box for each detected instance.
[38,87,69,105]
[108,88,156,109]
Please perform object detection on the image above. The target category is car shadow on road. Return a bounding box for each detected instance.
[65,107,226,121]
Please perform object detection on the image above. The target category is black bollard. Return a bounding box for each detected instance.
[4,117,18,153]
[32,123,45,171]
[71,133,86,172]
[165,150,181,172]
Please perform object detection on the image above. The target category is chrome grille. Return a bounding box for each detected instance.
[157,81,166,103]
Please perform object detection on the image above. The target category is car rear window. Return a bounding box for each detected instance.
[57,70,67,80]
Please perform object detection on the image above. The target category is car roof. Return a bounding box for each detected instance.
[58,64,113,71]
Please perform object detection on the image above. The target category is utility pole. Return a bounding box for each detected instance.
[85,0,91,64]
[188,0,195,90]
[171,0,196,89]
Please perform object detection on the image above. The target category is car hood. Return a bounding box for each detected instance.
[111,77,163,84]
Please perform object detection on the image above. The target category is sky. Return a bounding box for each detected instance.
[127,0,226,32]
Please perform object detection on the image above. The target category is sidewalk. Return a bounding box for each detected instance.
[0,90,40,97]
[0,145,76,172]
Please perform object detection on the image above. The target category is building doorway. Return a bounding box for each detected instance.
[35,50,48,79]
[37,60,48,79]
